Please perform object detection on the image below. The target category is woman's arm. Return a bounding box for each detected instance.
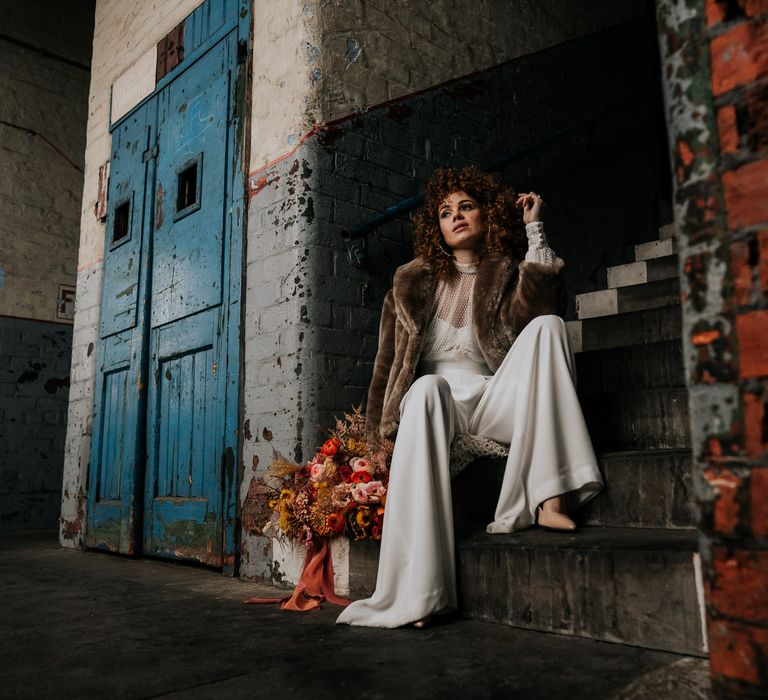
[504,192,567,333]
[365,289,397,438]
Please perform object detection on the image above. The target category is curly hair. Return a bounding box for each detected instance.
[412,165,526,281]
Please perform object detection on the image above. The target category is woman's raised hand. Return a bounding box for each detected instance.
[515,191,545,225]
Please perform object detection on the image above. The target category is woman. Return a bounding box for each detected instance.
[336,166,603,629]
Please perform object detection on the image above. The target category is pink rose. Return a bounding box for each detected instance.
[350,456,374,474]
[309,460,326,483]
[351,480,386,504]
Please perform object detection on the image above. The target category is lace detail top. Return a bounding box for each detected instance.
[420,221,557,364]
[420,259,484,363]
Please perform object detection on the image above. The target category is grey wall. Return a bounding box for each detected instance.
[0,0,94,530]
[1,318,72,529]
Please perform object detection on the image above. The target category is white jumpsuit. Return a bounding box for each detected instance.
[336,223,604,628]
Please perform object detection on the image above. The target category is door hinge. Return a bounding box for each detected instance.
[142,144,159,162]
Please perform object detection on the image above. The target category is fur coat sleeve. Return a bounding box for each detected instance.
[364,289,396,438]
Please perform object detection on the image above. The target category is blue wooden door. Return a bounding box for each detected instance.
[87,0,245,568]
[142,33,239,566]
[86,100,158,553]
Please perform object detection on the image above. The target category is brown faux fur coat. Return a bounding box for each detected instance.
[365,252,567,439]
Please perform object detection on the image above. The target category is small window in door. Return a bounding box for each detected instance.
[174,154,203,221]
[111,198,131,248]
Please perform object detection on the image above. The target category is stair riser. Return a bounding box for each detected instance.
[457,546,705,656]
[575,278,679,320]
[581,388,690,451]
[567,306,682,354]
[583,451,696,528]
[575,340,684,395]
[450,453,695,530]
[348,540,379,599]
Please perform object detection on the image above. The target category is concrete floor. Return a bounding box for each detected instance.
[1,531,712,699]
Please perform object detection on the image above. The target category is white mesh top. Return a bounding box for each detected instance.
[420,221,556,364]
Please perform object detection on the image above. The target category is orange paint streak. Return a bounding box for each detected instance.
[678,139,695,166]
[693,329,721,345]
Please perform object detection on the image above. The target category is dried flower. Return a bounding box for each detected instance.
[356,507,372,527]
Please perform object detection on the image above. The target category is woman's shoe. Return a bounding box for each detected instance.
[536,506,576,531]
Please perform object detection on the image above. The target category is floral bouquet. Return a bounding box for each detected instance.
[261,406,393,547]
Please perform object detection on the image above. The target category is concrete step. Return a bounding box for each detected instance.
[575,339,684,394]
[582,449,695,529]
[575,277,680,320]
[566,305,681,353]
[581,386,690,451]
[456,526,705,656]
[606,254,678,289]
[636,237,678,261]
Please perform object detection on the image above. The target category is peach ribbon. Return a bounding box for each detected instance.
[243,537,351,611]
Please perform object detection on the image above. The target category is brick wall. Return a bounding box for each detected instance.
[240,13,671,581]
[0,319,72,529]
[0,1,94,530]
[657,0,768,696]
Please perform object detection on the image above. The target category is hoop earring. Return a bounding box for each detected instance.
[438,237,455,259]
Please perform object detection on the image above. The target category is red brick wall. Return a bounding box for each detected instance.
[706,1,768,696]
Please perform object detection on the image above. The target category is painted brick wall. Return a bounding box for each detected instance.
[240,13,671,581]
[657,0,768,696]
[0,319,72,530]
[0,1,93,530]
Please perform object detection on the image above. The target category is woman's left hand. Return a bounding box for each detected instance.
[515,191,545,225]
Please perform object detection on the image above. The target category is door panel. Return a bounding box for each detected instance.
[87,102,157,553]
[151,42,230,328]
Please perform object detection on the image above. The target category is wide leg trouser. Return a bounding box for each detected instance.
[336,315,604,628]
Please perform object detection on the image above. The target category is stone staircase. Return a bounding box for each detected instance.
[349,223,706,657]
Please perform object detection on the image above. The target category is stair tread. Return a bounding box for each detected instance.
[606,255,678,289]
[458,525,698,553]
[599,447,691,458]
[636,238,678,261]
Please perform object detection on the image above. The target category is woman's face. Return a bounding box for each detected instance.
[438,191,485,253]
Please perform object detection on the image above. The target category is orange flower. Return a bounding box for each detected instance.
[326,512,345,534]
[321,437,341,456]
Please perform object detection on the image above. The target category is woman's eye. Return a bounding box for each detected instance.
[439,210,451,218]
